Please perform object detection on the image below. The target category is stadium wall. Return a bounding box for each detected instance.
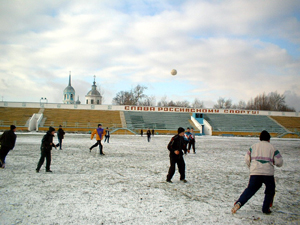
[0,101,299,117]
[0,102,299,138]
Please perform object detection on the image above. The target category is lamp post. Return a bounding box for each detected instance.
[40,97,48,105]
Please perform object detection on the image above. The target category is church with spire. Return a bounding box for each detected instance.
[63,72,101,105]
[63,71,76,104]
[85,75,102,105]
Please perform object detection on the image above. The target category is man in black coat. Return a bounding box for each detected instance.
[0,125,17,168]
[166,127,190,183]
[57,125,65,150]
[36,126,57,173]
[146,128,151,142]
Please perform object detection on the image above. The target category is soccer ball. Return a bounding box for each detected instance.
[171,69,177,75]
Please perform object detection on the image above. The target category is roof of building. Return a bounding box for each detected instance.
[64,73,75,94]
[86,76,101,97]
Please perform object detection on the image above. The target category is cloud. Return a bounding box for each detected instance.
[0,0,299,109]
[284,90,300,112]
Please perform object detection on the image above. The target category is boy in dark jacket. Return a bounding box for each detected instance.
[146,128,151,142]
[104,127,110,143]
[166,127,189,183]
[57,125,65,150]
[36,127,57,173]
[0,125,17,168]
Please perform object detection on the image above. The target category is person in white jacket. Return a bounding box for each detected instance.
[231,130,283,214]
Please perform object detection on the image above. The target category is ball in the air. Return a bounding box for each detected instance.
[171,69,177,75]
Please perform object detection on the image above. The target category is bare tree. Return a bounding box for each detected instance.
[112,85,148,105]
[192,98,204,108]
[232,100,246,109]
[132,85,147,105]
[157,96,168,107]
[113,91,132,105]
[245,91,295,111]
[168,100,177,107]
[237,100,246,109]
[139,96,156,106]
[268,92,286,111]
[214,97,232,109]
[175,100,190,107]
[98,86,105,103]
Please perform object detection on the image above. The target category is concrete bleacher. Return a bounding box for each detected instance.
[203,114,286,134]
[0,107,39,128]
[123,111,192,131]
[0,106,297,137]
[42,108,122,130]
[270,116,300,132]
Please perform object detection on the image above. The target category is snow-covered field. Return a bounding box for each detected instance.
[1,133,299,225]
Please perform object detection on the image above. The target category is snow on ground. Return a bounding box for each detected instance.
[1,133,299,225]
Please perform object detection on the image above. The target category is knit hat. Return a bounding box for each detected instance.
[178,127,185,134]
[48,126,56,132]
[10,125,16,130]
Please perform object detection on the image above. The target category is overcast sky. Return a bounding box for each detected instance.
[0,0,299,111]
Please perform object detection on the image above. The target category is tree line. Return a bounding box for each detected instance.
[112,85,295,112]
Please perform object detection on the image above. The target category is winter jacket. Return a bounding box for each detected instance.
[57,128,65,139]
[91,128,106,141]
[168,134,187,157]
[146,130,151,137]
[41,131,55,152]
[0,130,17,150]
[184,131,192,142]
[245,140,283,176]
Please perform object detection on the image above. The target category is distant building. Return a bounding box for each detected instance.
[85,76,102,105]
[75,96,81,105]
[63,71,76,104]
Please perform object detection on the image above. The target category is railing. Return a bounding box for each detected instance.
[0,120,27,126]
[41,122,123,129]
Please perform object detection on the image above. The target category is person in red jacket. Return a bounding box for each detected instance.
[89,124,106,155]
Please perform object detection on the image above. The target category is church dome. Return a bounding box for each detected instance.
[85,75,102,105]
[64,85,75,93]
[86,88,100,96]
[63,72,76,104]
[86,78,101,96]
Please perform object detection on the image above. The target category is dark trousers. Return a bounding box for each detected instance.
[90,140,104,154]
[147,136,151,142]
[236,175,275,213]
[167,155,185,181]
[188,139,195,152]
[0,146,10,165]
[57,138,63,149]
[104,136,110,143]
[36,150,51,171]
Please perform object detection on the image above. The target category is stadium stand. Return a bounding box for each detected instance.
[41,108,122,131]
[203,114,287,134]
[0,106,298,138]
[123,111,193,132]
[270,116,300,132]
[0,107,39,128]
